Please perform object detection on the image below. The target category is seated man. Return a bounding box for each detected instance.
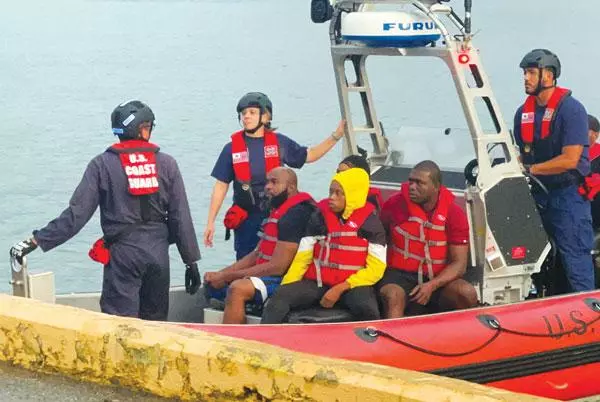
[378,160,478,318]
[261,168,387,324]
[337,154,383,211]
[203,167,315,324]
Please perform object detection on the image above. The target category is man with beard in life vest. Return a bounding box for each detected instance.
[261,168,386,324]
[205,92,345,261]
[514,49,594,293]
[203,167,315,324]
[378,160,478,318]
[9,100,201,320]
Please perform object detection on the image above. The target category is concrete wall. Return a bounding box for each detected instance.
[0,294,555,401]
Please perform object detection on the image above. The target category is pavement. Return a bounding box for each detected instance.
[0,362,177,402]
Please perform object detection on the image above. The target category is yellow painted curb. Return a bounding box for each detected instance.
[0,294,555,401]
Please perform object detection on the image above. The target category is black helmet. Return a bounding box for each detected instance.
[236,92,273,117]
[111,100,155,139]
[519,49,561,79]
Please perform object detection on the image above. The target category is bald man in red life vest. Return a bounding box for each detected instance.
[378,160,478,318]
[204,167,315,324]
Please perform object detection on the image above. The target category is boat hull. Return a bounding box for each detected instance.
[182,290,600,401]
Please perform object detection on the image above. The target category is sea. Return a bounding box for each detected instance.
[1,0,597,294]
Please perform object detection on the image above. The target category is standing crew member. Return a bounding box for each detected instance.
[261,168,386,324]
[378,161,478,318]
[9,100,201,320]
[204,167,315,324]
[205,92,345,260]
[514,49,594,292]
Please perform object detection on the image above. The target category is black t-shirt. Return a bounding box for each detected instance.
[258,202,316,244]
[304,209,387,246]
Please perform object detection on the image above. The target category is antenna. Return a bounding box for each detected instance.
[464,0,472,35]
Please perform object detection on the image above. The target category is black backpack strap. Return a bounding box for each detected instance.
[104,196,158,247]
[140,194,152,222]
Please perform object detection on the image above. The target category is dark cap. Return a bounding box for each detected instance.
[589,114,600,133]
[340,154,370,175]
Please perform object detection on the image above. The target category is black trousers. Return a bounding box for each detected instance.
[261,279,380,324]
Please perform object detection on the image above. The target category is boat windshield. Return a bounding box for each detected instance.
[388,125,476,171]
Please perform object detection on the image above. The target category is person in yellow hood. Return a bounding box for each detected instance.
[261,168,387,324]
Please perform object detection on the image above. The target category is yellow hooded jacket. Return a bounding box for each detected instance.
[282,168,387,288]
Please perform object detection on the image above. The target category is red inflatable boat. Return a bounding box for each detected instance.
[183,291,600,401]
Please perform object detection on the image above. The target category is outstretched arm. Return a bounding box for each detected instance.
[33,160,101,251]
[306,120,345,163]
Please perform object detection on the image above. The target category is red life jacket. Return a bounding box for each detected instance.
[520,87,571,149]
[577,144,600,200]
[304,199,374,287]
[578,143,600,200]
[388,184,454,283]
[231,130,281,184]
[590,143,600,162]
[110,140,160,196]
[255,192,314,264]
[578,174,600,201]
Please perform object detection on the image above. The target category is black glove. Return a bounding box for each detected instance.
[10,237,38,264]
[185,262,201,295]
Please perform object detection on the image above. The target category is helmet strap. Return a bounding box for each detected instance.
[136,123,153,141]
[242,110,265,135]
[531,68,555,96]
